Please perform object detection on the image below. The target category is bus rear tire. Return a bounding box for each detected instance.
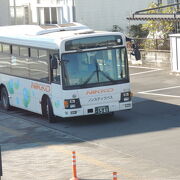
[1,87,11,110]
[42,97,56,123]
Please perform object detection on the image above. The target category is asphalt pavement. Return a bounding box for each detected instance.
[0,65,180,180]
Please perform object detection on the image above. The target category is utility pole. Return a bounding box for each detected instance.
[177,0,179,10]
[176,0,180,33]
[72,0,76,22]
[157,0,162,5]
[13,0,17,25]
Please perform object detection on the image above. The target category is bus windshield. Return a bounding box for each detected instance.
[62,47,128,89]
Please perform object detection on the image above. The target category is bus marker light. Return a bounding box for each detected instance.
[64,100,69,108]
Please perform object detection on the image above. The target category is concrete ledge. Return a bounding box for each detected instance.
[128,50,171,70]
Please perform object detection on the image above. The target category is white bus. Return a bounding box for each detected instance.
[0,23,135,123]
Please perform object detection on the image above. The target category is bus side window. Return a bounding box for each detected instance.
[20,47,29,57]
[30,48,38,58]
[2,44,10,54]
[29,49,49,83]
[0,44,11,74]
[11,46,29,78]
[12,45,19,56]
[39,49,48,60]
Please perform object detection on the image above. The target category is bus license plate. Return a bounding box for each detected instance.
[95,106,109,114]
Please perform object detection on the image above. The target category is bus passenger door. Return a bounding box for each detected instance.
[50,56,63,117]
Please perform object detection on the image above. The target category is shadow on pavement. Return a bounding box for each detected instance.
[0,97,180,151]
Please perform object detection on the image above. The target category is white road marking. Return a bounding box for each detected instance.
[129,65,161,70]
[139,92,180,98]
[130,69,162,76]
[139,86,180,98]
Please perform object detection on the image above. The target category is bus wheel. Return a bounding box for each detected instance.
[1,87,11,110]
[42,97,56,123]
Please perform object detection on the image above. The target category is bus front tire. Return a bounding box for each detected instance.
[1,87,11,110]
[42,97,56,123]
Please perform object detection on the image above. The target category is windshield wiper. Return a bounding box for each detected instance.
[82,70,96,86]
[81,59,117,86]
[99,70,116,82]
[82,69,116,86]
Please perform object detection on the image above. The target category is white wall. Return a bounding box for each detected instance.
[74,0,156,32]
[0,0,10,26]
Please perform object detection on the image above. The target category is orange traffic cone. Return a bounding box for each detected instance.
[113,172,117,180]
[70,151,79,180]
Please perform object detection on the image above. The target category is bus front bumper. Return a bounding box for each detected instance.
[60,101,132,118]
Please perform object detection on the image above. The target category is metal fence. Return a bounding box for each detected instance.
[127,38,171,69]
[127,38,170,51]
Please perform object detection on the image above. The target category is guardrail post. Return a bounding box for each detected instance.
[70,151,79,180]
[0,146,2,180]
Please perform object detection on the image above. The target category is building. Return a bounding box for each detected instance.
[74,0,156,32]
[0,0,10,26]
[10,0,174,32]
[9,0,74,25]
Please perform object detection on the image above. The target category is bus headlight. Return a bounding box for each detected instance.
[64,98,81,109]
[121,92,131,102]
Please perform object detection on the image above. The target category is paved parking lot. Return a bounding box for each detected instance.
[0,65,180,180]
[130,66,180,105]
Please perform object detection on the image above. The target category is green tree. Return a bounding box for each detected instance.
[142,2,176,50]
[129,24,148,38]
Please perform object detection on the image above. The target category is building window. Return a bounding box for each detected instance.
[51,8,57,24]
[44,8,50,24]
[38,7,58,24]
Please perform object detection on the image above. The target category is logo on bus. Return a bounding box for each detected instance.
[86,88,114,95]
[31,82,50,93]
[88,96,113,103]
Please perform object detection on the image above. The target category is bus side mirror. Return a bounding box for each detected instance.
[134,49,141,61]
[51,55,58,69]
[131,44,141,61]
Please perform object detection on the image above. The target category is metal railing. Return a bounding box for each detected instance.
[127,38,170,51]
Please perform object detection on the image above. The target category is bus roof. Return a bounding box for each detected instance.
[0,23,125,50]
